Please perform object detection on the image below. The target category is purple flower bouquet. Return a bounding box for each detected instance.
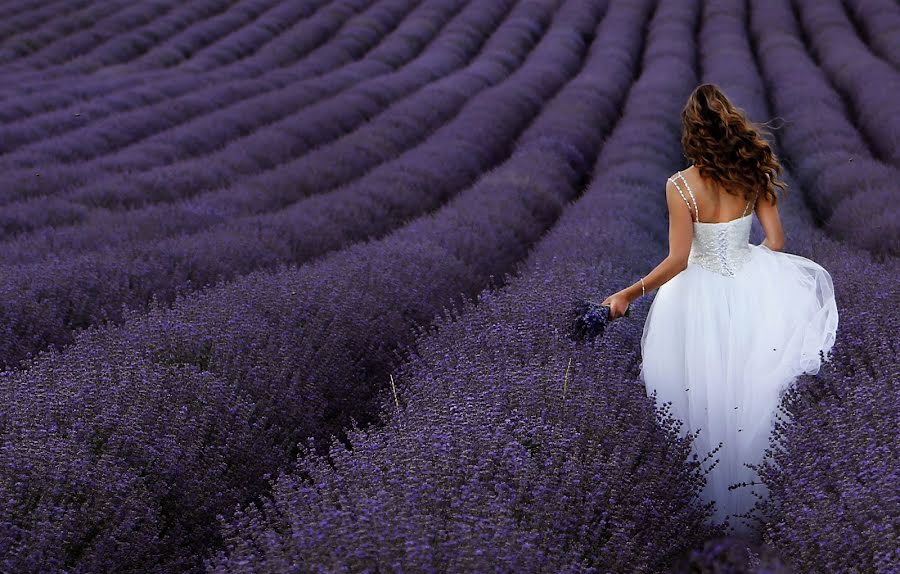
[570,296,631,341]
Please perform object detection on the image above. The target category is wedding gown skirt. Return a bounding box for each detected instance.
[639,215,839,534]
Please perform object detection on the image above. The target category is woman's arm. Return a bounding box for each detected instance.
[602,179,693,317]
[755,190,785,251]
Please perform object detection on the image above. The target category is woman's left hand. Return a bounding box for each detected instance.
[600,291,631,320]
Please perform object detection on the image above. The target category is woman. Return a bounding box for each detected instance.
[601,83,839,535]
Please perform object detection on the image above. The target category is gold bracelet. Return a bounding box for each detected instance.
[640,277,645,297]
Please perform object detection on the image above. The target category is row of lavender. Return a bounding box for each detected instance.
[0,0,334,77]
[2,0,251,72]
[0,0,629,571]
[0,0,328,104]
[0,0,394,216]
[207,0,899,571]
[840,0,900,70]
[793,0,900,168]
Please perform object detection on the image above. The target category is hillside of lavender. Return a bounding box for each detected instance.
[0,0,897,572]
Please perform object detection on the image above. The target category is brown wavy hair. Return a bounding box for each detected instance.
[681,83,788,206]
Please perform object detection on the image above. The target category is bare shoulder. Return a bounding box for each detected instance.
[664,174,694,215]
[667,166,701,185]
[664,177,680,197]
[665,168,694,192]
[664,173,685,199]
[667,167,688,181]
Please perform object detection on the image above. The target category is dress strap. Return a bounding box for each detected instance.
[667,171,700,222]
[742,190,758,217]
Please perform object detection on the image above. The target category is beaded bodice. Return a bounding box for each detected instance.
[688,214,753,277]
[668,169,757,278]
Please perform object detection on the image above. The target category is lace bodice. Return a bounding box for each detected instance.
[668,169,757,278]
[688,213,753,277]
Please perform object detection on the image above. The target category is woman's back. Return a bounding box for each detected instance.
[671,164,786,253]
[673,165,756,224]
[668,166,756,277]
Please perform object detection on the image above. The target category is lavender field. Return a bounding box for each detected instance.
[0,0,897,572]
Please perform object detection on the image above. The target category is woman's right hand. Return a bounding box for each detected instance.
[601,292,631,320]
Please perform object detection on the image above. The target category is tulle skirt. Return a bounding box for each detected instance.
[639,243,839,534]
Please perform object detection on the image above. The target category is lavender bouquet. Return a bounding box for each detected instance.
[570,296,631,341]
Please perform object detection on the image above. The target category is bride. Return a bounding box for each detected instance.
[601,83,839,535]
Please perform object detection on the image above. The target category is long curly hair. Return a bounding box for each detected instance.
[681,83,788,206]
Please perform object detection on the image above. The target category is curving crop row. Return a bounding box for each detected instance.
[0,0,411,169]
[0,0,47,18]
[840,0,900,71]
[0,0,71,25]
[122,0,286,70]
[0,0,223,69]
[748,0,899,256]
[0,0,186,73]
[702,0,900,569]
[0,0,554,371]
[7,0,401,100]
[0,0,329,104]
[0,0,281,76]
[0,0,109,63]
[792,0,900,168]
[0,0,339,116]
[0,1,612,571]
[207,1,735,572]
[0,0,496,238]
[59,0,245,71]
[170,0,333,72]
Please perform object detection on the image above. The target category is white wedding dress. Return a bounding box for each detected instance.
[639,170,839,535]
